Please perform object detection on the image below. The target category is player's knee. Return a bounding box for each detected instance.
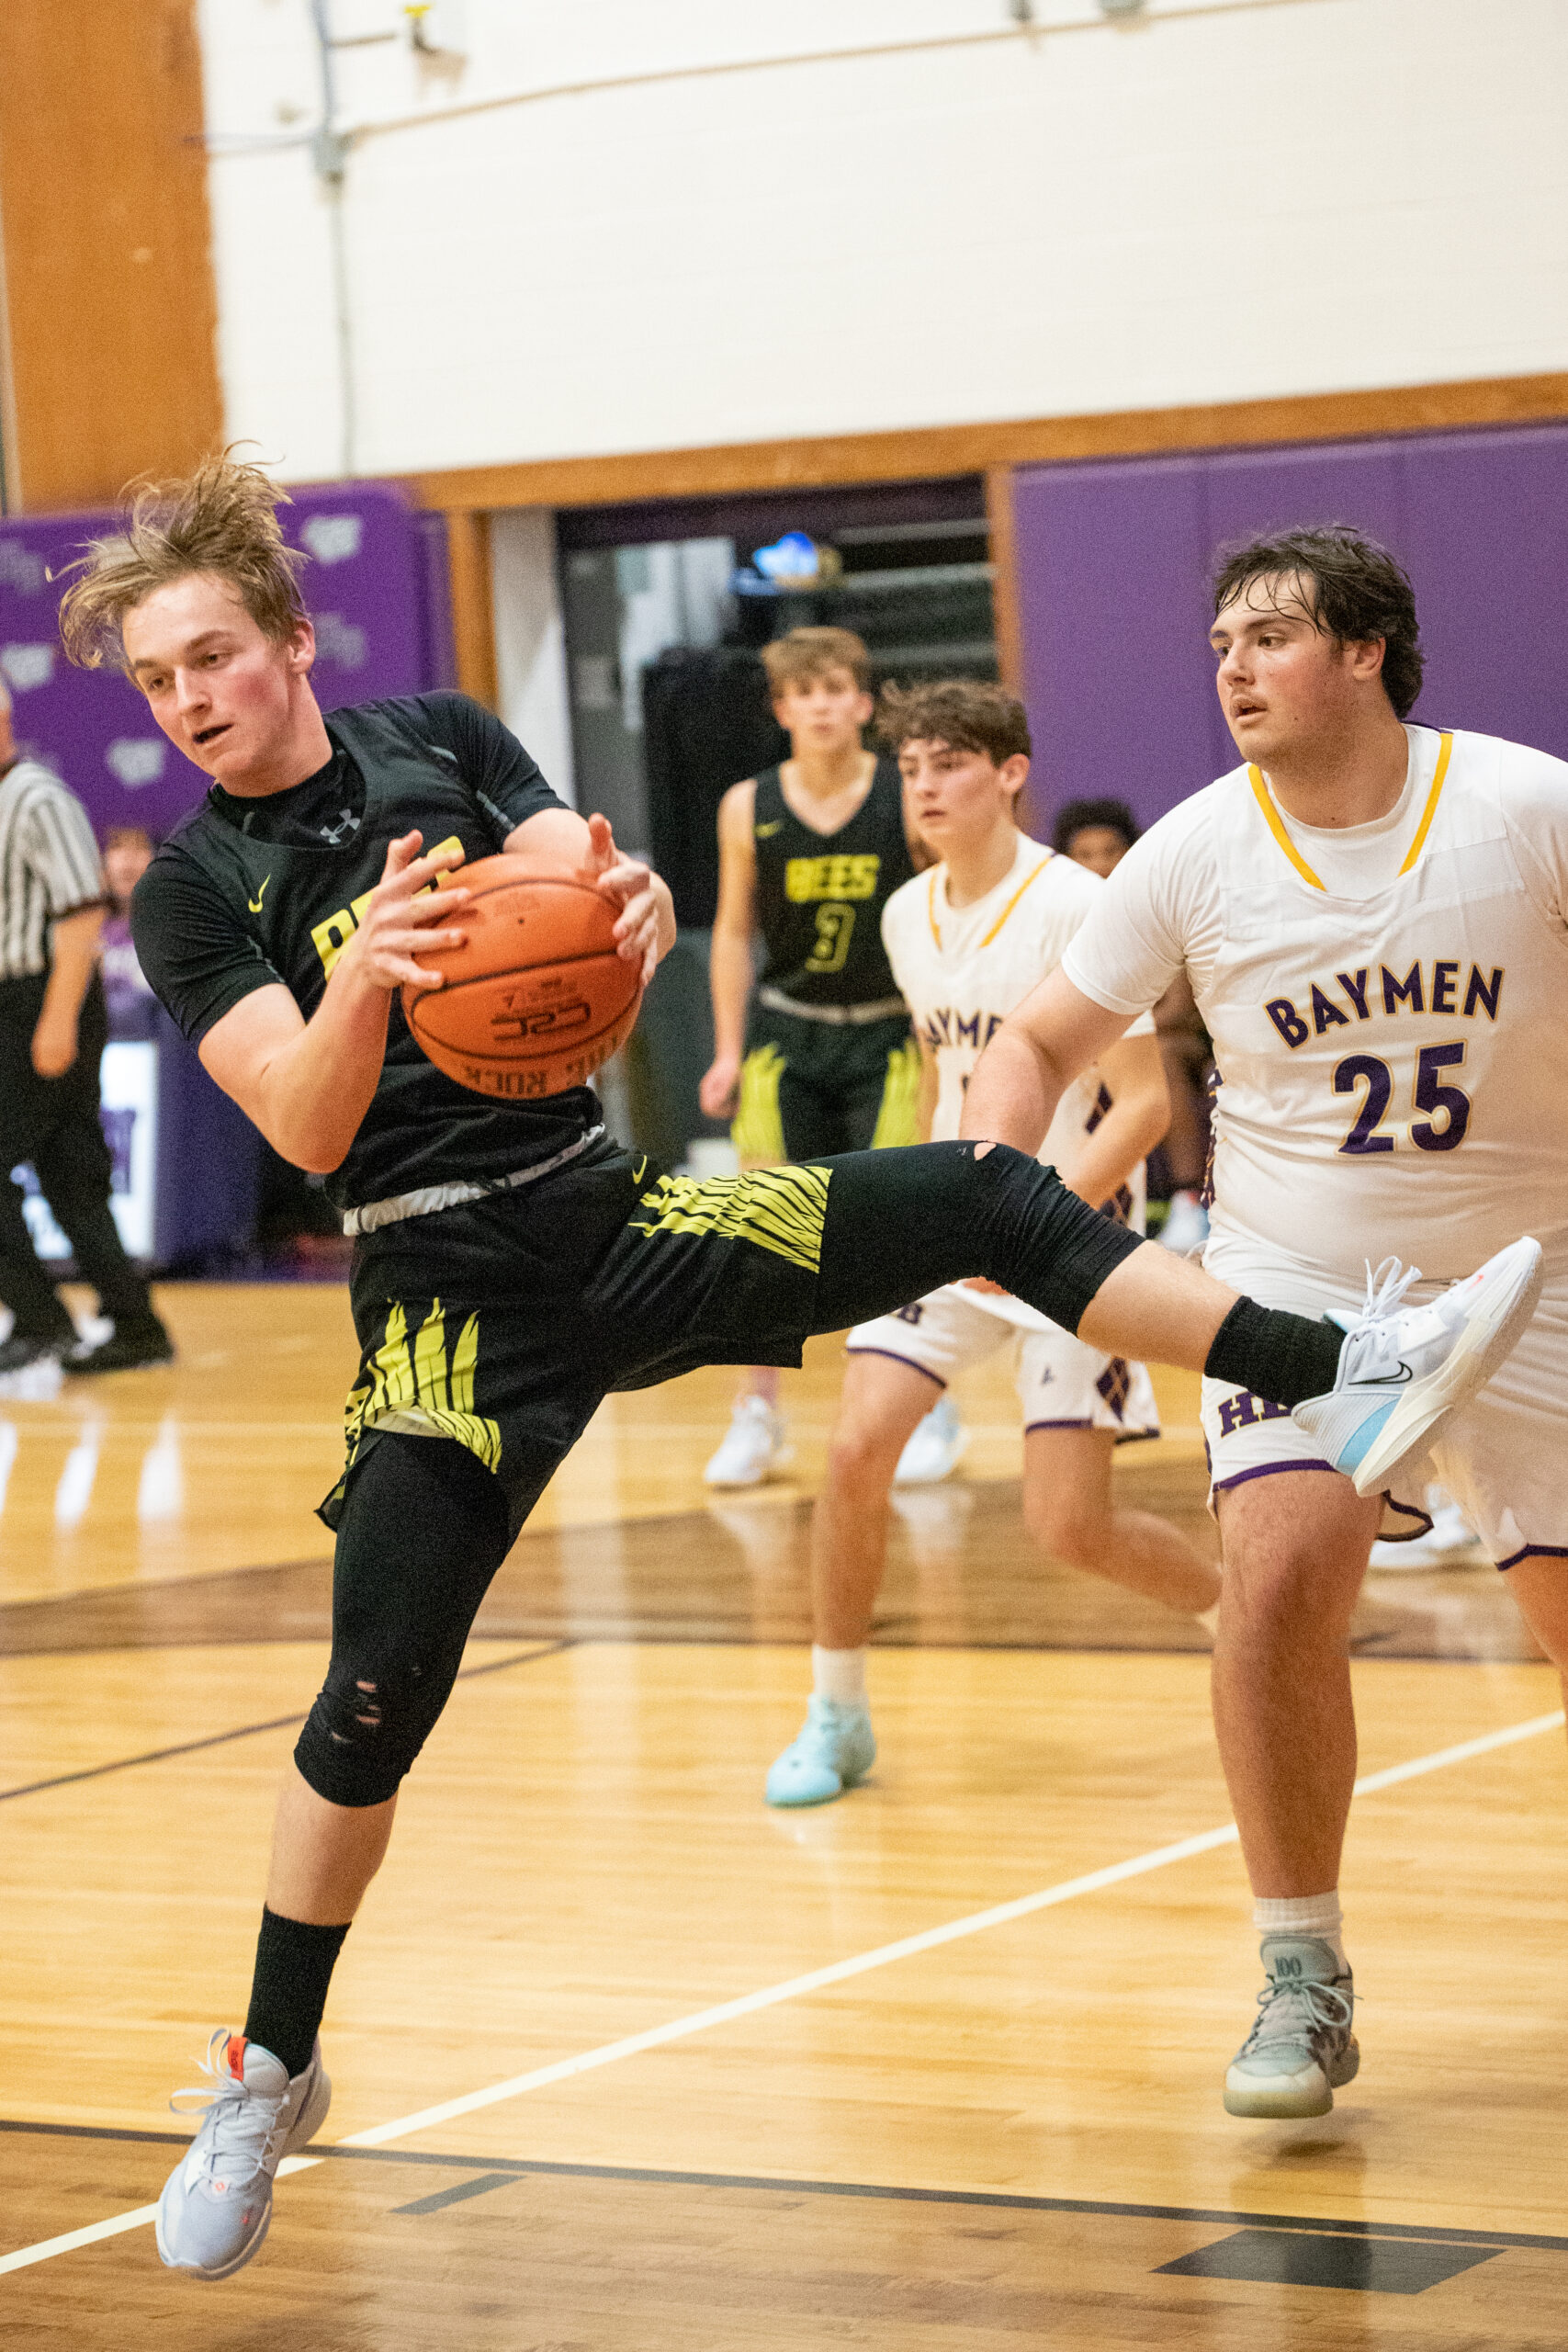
[293,1658,444,1807]
[1025,1494,1108,1566]
[825,1413,905,1490]
[1224,1536,1358,1631]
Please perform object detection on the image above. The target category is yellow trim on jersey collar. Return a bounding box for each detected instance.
[928,851,1055,950]
[980,853,1054,945]
[1247,731,1454,891]
[1397,730,1455,876]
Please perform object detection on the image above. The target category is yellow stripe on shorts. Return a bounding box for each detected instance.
[343,1298,502,1474]
[870,1035,922,1149]
[630,1162,831,1274]
[731,1040,788,1165]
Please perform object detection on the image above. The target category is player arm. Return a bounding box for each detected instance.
[32,905,105,1077]
[916,1036,940,1143]
[197,831,473,1172]
[960,966,1137,1155]
[699,780,757,1116]
[1058,1029,1169,1212]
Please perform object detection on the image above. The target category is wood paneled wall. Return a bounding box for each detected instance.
[0,0,223,513]
[410,369,1568,739]
[410,372,1568,518]
[445,509,499,711]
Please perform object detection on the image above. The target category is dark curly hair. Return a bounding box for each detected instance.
[1211,524,1424,718]
[876,679,1030,765]
[1053,797,1139,857]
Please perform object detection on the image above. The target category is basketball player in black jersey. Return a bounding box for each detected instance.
[699,627,960,1486]
[62,459,1523,2282]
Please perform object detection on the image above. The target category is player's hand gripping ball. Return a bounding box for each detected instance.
[401,854,643,1100]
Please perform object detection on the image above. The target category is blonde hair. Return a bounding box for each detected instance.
[761,626,871,697]
[58,454,309,672]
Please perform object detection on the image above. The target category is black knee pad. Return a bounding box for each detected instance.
[967,1138,1144,1331]
[298,1432,515,1806]
[293,1656,452,1808]
[817,1138,1142,1337]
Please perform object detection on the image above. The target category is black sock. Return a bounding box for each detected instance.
[243,1907,352,2078]
[1204,1299,1345,1411]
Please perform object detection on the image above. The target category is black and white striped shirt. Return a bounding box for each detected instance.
[0,756,106,979]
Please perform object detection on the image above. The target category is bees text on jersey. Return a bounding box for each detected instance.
[750,758,915,1009]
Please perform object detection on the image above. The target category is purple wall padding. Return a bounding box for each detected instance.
[1013,421,1568,832]
[0,482,453,843]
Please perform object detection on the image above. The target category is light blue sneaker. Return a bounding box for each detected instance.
[765,1695,875,1807]
[1293,1238,1542,1497]
[1224,1937,1358,2119]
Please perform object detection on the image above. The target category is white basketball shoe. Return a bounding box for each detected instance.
[704,1395,792,1487]
[1292,1239,1542,1497]
[156,2030,331,2279]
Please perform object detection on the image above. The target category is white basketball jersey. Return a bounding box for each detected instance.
[882,834,1151,1329]
[1190,729,1568,1281]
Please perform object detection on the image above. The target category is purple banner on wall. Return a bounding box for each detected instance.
[0,482,453,842]
[1013,421,1568,832]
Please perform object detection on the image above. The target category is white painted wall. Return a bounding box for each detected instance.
[490,507,574,800]
[197,0,1568,481]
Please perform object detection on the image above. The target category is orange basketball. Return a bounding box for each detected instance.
[401,854,643,1101]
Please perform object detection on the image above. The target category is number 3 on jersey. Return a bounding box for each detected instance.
[1335,1043,1471,1155]
[805,900,855,974]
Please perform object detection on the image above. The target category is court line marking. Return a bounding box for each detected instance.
[6,2121,1568,2252]
[0,1643,572,1805]
[5,1702,1558,2278]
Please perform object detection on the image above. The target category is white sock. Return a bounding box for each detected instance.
[1253,1892,1346,1972]
[812,1645,868,1707]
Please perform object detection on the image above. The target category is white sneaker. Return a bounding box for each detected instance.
[1159,1190,1210,1254]
[704,1395,792,1487]
[1293,1239,1543,1498]
[893,1394,967,1486]
[1369,1494,1487,1571]
[156,2030,331,2279]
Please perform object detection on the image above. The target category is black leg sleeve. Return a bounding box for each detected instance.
[812,1140,1144,1338]
[294,1432,516,1807]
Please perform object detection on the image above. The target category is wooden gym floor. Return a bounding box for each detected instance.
[2,1282,1565,2348]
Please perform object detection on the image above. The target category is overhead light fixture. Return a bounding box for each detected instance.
[1099,0,1147,15]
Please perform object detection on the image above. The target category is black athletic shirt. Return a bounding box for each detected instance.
[751,758,914,1009]
[131,692,600,1215]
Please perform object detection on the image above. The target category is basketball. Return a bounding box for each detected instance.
[401,854,643,1100]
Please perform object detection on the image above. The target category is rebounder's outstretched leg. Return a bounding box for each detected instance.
[810,1141,1543,1496]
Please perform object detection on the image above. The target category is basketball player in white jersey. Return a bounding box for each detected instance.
[962,526,1568,2119]
[768,682,1221,1806]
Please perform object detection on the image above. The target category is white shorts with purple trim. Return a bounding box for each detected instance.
[1201,1228,1568,1570]
[847,1283,1159,1441]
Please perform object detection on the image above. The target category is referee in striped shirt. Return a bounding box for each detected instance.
[0,679,170,1373]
